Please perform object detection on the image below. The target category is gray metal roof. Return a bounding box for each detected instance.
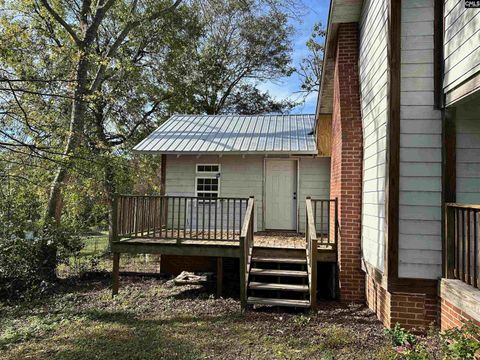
[133,114,318,155]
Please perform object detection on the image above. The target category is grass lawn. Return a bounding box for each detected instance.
[0,276,396,360]
[1,235,453,359]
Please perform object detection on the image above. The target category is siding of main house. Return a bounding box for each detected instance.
[359,0,389,272]
[398,0,443,279]
[165,155,330,232]
[456,100,480,203]
[443,0,480,93]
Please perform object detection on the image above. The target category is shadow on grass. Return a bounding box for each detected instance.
[43,309,244,360]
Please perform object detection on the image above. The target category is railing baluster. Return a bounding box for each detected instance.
[221,199,224,240]
[455,208,460,278]
[183,197,187,240]
[467,210,471,284]
[159,196,164,238]
[190,197,193,239]
[214,198,218,240]
[239,199,243,241]
[202,198,205,240]
[177,197,181,242]
[461,209,465,282]
[233,199,236,241]
[227,199,230,241]
[474,209,478,288]
[208,199,211,240]
[320,201,324,244]
[170,197,175,239]
[196,197,199,239]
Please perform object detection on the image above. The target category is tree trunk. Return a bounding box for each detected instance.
[45,53,90,220]
[41,51,90,279]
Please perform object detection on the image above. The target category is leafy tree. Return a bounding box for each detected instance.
[0,0,299,283]
[0,0,185,277]
[163,0,296,115]
[297,22,326,96]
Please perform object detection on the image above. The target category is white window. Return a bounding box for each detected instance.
[195,164,220,199]
[196,164,220,173]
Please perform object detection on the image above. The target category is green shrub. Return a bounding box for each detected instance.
[0,225,83,301]
[385,323,417,347]
[442,321,480,360]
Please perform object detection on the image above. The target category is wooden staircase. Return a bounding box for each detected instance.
[246,247,312,309]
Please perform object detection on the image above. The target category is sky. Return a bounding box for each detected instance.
[257,0,330,114]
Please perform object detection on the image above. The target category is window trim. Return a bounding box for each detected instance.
[195,176,220,199]
[196,164,221,174]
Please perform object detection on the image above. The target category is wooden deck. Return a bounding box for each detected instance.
[112,233,336,261]
[110,195,339,305]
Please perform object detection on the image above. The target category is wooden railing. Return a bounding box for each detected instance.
[113,194,249,243]
[445,203,480,289]
[305,197,318,308]
[310,198,338,246]
[239,196,255,311]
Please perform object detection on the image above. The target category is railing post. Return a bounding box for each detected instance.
[334,197,339,247]
[306,197,310,241]
[311,237,318,308]
[305,197,318,308]
[445,204,455,278]
[239,234,246,311]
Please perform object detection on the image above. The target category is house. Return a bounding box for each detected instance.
[111,114,336,309]
[133,114,331,233]
[316,0,480,331]
[111,0,480,331]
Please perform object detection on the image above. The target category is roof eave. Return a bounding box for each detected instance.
[316,0,364,116]
[132,150,319,156]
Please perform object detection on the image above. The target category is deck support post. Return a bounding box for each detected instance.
[112,252,120,296]
[216,257,223,298]
[239,239,246,311]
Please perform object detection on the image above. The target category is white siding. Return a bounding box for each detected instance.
[456,100,480,203]
[398,0,443,279]
[298,158,331,232]
[443,0,480,93]
[165,155,264,230]
[165,155,331,232]
[359,0,389,272]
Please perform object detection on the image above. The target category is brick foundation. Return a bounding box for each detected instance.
[366,273,438,330]
[439,279,480,331]
[441,298,480,331]
[330,22,365,302]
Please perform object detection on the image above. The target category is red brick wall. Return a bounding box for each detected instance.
[441,298,480,331]
[366,273,391,327]
[390,293,438,330]
[331,22,365,302]
[366,273,438,331]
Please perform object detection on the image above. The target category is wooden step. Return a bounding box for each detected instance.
[247,297,310,308]
[251,256,306,264]
[253,248,306,259]
[250,268,308,277]
[248,282,309,292]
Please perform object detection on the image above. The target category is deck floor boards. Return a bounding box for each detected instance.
[118,235,334,250]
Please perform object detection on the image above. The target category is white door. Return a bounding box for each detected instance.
[265,160,297,230]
